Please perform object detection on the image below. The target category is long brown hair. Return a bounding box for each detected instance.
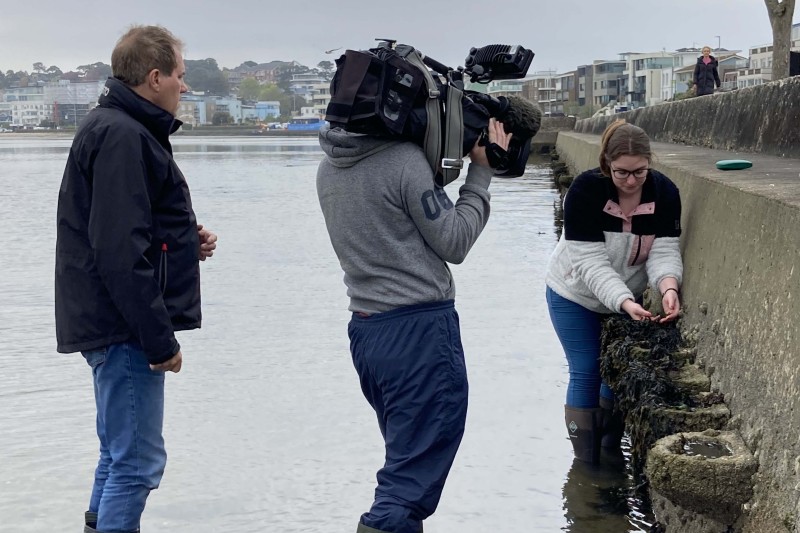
[599,119,652,176]
[111,25,184,87]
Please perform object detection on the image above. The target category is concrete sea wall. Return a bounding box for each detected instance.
[573,76,800,159]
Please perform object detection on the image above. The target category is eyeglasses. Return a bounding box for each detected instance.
[610,167,649,181]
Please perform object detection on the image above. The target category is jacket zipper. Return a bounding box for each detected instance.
[158,243,168,293]
[631,236,642,265]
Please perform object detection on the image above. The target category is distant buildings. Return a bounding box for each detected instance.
[468,22,800,118]
[0,79,104,128]
[4,28,800,128]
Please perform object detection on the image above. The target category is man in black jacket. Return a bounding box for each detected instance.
[55,25,217,533]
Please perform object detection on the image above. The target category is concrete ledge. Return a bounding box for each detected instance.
[555,130,800,533]
[573,76,800,159]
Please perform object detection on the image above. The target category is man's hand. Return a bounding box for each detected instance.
[469,118,512,169]
[150,350,182,373]
[197,224,217,261]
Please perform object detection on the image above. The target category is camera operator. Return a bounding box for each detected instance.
[316,117,510,533]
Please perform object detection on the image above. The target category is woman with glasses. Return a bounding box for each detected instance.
[544,120,683,464]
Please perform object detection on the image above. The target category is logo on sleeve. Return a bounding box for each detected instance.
[421,188,454,221]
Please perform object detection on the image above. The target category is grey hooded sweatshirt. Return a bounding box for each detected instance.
[317,125,493,314]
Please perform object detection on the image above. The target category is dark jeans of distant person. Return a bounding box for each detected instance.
[349,300,468,533]
[82,342,166,533]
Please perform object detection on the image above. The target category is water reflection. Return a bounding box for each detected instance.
[172,138,322,154]
[562,443,654,532]
[553,192,565,241]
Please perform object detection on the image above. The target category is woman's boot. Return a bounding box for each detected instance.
[84,511,97,532]
[599,396,625,450]
[564,405,603,464]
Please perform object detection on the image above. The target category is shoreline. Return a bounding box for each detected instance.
[0,128,320,139]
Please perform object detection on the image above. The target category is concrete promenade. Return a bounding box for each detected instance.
[556,127,800,533]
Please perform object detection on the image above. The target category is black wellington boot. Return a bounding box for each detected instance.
[84,511,97,532]
[83,514,138,533]
[599,396,625,450]
[565,405,603,464]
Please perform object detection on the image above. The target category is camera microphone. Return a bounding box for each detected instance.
[496,95,542,140]
[468,93,542,140]
[464,93,542,177]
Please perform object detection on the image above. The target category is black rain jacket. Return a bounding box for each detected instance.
[55,77,201,364]
[693,56,721,96]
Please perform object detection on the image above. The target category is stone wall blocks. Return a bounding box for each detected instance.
[668,364,711,396]
[646,430,758,524]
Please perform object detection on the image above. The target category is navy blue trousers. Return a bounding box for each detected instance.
[348,300,468,533]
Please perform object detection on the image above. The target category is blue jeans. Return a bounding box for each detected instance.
[546,287,614,408]
[82,342,167,533]
[348,300,468,533]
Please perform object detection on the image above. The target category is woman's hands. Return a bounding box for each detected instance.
[658,288,681,323]
[620,288,681,323]
[621,299,653,321]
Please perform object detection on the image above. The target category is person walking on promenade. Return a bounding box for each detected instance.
[545,119,683,464]
[317,114,510,533]
[693,46,722,96]
[55,25,217,533]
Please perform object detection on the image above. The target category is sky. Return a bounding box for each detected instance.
[2,0,799,76]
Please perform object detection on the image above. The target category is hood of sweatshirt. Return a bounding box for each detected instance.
[318,124,401,168]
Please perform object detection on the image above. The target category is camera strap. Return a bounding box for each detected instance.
[397,47,442,182]
[438,74,464,188]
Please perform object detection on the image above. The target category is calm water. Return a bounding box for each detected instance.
[0,135,651,532]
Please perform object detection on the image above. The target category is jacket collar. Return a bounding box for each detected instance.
[97,77,183,150]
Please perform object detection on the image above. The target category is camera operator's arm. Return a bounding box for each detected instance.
[402,119,511,264]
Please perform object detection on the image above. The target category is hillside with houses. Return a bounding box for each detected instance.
[3,22,800,131]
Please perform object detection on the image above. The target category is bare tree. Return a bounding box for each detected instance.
[764,0,797,79]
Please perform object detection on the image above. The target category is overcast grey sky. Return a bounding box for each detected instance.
[2,0,797,75]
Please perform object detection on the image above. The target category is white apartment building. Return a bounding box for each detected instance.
[592,60,625,107]
[45,80,105,127]
[2,80,104,128]
[513,72,556,114]
[309,82,331,117]
[740,43,774,88]
[3,85,47,127]
[289,73,326,99]
[619,51,677,107]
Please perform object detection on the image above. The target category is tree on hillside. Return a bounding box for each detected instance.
[764,0,796,79]
[185,58,229,95]
[316,61,335,81]
[257,84,284,102]
[276,63,309,92]
[282,94,309,120]
[239,78,262,100]
[29,62,63,82]
[3,70,29,87]
[77,62,112,81]
[212,111,233,125]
